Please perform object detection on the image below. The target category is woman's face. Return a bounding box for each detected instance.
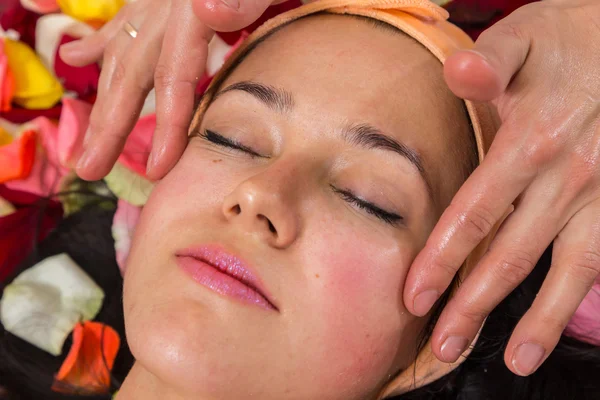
[124,14,473,400]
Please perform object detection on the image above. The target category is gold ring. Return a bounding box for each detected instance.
[123,21,138,39]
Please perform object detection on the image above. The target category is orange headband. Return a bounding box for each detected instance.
[190,0,503,397]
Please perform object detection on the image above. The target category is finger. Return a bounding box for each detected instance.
[78,12,167,181]
[404,126,535,317]
[191,0,276,32]
[444,16,531,101]
[59,4,132,67]
[505,200,600,376]
[76,13,150,180]
[428,178,564,363]
[146,0,214,179]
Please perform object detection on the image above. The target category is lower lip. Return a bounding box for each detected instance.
[176,256,275,311]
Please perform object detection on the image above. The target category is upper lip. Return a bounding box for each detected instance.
[175,244,278,311]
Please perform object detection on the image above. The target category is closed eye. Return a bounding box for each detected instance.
[331,186,403,226]
[200,129,265,158]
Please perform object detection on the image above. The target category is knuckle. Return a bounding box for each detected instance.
[154,63,174,93]
[454,204,497,243]
[111,58,127,88]
[457,301,488,326]
[522,127,566,168]
[430,257,461,281]
[491,250,536,287]
[565,250,600,284]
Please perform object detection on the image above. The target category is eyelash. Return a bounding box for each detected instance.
[201,129,402,226]
[331,186,403,226]
[200,129,264,158]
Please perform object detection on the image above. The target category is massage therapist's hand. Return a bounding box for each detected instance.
[404,0,600,377]
[59,0,280,181]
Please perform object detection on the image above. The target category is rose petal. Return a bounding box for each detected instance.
[0,129,36,183]
[57,0,125,24]
[0,0,40,49]
[0,186,62,282]
[57,97,91,167]
[35,14,95,73]
[0,39,16,112]
[0,253,104,356]
[52,321,120,395]
[104,162,154,206]
[565,278,600,346]
[20,0,60,14]
[3,37,64,110]
[111,199,141,276]
[117,113,154,177]
[55,35,100,97]
[4,117,70,197]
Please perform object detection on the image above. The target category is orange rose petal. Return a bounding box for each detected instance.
[0,130,37,183]
[52,321,120,395]
[1,69,15,111]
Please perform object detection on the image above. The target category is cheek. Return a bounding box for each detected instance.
[302,223,419,393]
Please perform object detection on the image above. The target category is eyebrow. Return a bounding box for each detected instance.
[213,80,433,197]
[343,123,433,197]
[214,81,294,113]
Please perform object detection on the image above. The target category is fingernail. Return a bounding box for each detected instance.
[440,336,469,362]
[512,343,545,376]
[219,0,240,10]
[413,289,439,316]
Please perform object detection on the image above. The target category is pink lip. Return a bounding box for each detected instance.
[175,245,278,311]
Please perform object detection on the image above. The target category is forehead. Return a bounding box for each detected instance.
[218,14,472,208]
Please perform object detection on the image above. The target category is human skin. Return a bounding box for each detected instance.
[118,14,474,400]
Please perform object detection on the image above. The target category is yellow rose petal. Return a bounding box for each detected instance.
[3,38,63,110]
[58,0,126,23]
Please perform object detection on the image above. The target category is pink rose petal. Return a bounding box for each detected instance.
[111,199,141,275]
[57,97,91,168]
[117,114,155,177]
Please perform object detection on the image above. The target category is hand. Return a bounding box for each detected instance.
[404,0,600,376]
[60,0,279,181]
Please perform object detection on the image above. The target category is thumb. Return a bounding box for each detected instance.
[191,0,282,33]
[444,21,531,102]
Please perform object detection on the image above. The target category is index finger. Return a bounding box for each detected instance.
[146,0,214,180]
[403,128,534,316]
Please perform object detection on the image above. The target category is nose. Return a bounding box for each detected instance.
[221,165,301,249]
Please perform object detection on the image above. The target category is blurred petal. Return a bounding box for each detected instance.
[52,321,120,395]
[0,253,104,356]
[0,185,63,281]
[3,37,64,110]
[565,278,600,346]
[0,195,16,217]
[0,0,40,48]
[57,0,126,24]
[20,0,60,14]
[57,97,91,167]
[35,14,95,72]
[55,35,100,97]
[118,113,154,177]
[0,129,36,183]
[111,199,141,275]
[0,40,16,112]
[104,162,153,206]
[4,117,70,196]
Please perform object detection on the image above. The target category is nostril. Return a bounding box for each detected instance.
[267,220,276,234]
[232,204,241,215]
[258,214,277,234]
